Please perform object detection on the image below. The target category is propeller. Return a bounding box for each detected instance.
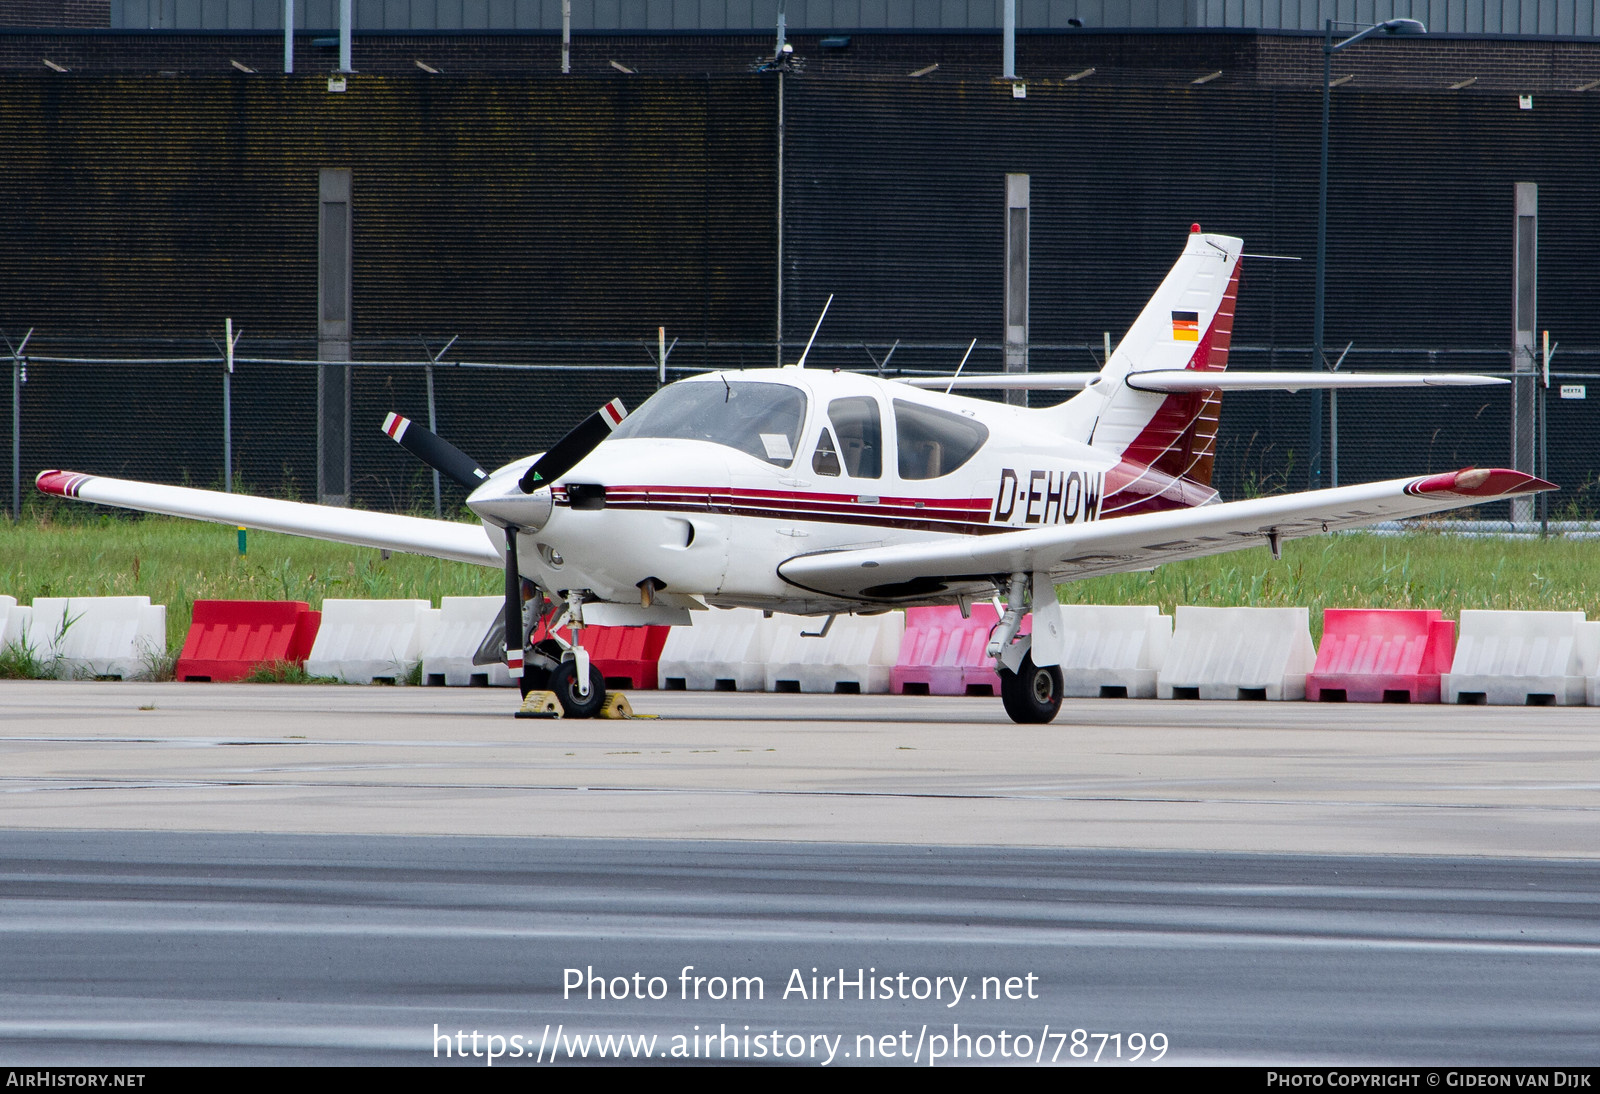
[519,397,628,494]
[381,413,488,489]
[503,525,526,689]
[382,397,628,694]
[381,412,525,685]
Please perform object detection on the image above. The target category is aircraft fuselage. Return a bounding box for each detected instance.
[467,367,1147,615]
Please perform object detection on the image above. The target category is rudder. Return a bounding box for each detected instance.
[1054,227,1243,492]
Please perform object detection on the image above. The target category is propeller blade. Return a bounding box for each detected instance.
[381,413,489,490]
[519,398,627,494]
[504,528,525,685]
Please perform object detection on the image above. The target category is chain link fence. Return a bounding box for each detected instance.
[6,334,1599,524]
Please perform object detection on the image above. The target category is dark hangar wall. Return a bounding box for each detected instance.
[781,78,1600,502]
[0,74,778,505]
[1,74,776,344]
[3,71,1598,513]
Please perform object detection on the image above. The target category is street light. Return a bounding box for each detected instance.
[1310,18,1426,490]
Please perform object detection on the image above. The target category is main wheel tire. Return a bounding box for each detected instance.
[998,654,1064,724]
[550,659,607,719]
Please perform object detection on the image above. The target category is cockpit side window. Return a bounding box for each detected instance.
[828,397,882,479]
[812,428,842,477]
[893,399,989,480]
[609,380,808,468]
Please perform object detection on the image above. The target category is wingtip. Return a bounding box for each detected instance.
[35,469,90,498]
[1408,468,1555,498]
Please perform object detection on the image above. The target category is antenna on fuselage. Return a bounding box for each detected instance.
[944,338,978,395]
[792,294,833,369]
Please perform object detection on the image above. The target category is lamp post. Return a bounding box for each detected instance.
[1310,17,1425,490]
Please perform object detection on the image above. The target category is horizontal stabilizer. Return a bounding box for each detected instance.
[901,371,1507,393]
[1124,370,1508,393]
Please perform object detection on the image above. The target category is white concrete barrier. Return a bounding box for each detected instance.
[0,597,32,659]
[1157,606,1317,701]
[763,613,905,694]
[1051,605,1172,699]
[25,596,168,680]
[423,596,512,687]
[657,608,776,691]
[305,599,436,684]
[1444,610,1599,706]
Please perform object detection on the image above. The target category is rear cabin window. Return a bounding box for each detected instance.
[828,396,882,479]
[893,399,989,480]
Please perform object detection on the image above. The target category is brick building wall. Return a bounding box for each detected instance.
[1255,33,1600,91]
[1,1,109,29]
[4,28,1600,91]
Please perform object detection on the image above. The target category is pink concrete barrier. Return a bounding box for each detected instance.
[892,604,1030,697]
[1306,608,1454,704]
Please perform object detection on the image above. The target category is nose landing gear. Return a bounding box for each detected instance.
[514,590,634,719]
[549,658,607,719]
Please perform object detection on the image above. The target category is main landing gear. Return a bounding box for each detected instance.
[998,654,1064,725]
[990,571,1064,725]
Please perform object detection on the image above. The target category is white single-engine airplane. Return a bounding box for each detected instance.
[37,226,1551,722]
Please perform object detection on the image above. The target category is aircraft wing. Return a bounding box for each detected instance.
[35,470,501,567]
[776,468,1553,602]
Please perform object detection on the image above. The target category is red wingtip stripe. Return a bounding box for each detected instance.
[1407,468,1555,498]
[35,469,90,498]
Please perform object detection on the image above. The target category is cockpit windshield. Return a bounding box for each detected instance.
[610,380,809,468]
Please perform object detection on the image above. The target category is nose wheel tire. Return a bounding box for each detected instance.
[550,659,607,719]
[998,654,1063,724]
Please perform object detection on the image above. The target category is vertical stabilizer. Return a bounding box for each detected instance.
[1052,227,1243,495]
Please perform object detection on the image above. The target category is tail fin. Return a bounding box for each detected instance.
[1055,226,1242,491]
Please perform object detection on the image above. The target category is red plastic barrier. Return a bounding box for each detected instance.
[892,604,1030,697]
[1306,608,1455,704]
[528,618,670,690]
[176,600,322,682]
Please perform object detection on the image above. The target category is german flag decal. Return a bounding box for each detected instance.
[1171,310,1200,342]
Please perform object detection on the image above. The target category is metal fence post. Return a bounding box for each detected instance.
[422,335,458,519]
[9,354,15,519]
[223,318,236,493]
[1540,331,1556,536]
[7,328,31,521]
[1327,342,1352,490]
